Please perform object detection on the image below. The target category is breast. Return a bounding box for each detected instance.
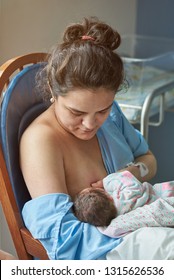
[62,135,107,198]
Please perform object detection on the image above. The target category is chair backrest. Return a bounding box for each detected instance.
[0,53,50,259]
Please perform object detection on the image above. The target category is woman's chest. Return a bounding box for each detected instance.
[62,136,107,198]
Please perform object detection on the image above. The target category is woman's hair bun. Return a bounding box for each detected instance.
[62,17,121,50]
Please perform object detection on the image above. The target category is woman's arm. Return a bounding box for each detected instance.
[20,123,68,198]
[123,149,157,182]
[92,150,157,187]
[112,102,157,182]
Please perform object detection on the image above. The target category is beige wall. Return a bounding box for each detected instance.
[0,0,137,64]
[0,204,16,255]
[0,0,137,256]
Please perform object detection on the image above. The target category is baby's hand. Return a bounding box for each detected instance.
[91,180,103,188]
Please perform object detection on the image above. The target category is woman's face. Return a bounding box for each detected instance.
[54,87,115,140]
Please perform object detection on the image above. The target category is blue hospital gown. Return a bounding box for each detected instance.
[22,101,149,260]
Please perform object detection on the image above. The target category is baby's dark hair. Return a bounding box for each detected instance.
[37,17,124,100]
[73,188,117,227]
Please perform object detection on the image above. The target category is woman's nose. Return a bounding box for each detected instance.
[82,115,97,129]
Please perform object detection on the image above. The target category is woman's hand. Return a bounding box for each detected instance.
[91,180,104,188]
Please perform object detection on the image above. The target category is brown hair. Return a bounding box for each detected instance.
[38,17,124,99]
[73,188,117,226]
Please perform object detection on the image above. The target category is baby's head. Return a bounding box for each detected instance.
[73,187,117,226]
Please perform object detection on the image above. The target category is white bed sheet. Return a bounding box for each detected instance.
[107,227,174,260]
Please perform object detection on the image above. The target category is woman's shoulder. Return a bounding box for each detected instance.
[21,107,58,142]
[110,100,123,116]
[106,100,123,129]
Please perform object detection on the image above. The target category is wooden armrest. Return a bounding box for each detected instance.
[20,228,49,260]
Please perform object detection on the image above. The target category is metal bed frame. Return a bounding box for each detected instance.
[118,81,174,140]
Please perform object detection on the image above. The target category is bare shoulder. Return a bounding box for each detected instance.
[20,113,60,152]
[20,107,62,158]
[19,109,67,198]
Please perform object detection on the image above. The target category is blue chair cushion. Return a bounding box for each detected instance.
[0,63,50,212]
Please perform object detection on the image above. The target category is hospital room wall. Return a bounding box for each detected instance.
[0,0,137,257]
[0,0,137,65]
[135,0,174,183]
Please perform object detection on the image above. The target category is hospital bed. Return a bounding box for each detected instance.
[116,35,174,140]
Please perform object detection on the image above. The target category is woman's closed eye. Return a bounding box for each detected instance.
[70,109,109,117]
[99,108,111,114]
[69,110,85,116]
[68,103,113,117]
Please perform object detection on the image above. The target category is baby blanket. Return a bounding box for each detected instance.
[99,171,174,237]
[99,197,174,238]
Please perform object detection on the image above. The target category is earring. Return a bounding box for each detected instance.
[47,81,55,103]
[50,96,55,103]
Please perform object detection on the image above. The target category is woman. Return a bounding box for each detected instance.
[20,17,157,259]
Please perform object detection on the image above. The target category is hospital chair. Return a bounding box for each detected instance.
[0,53,50,259]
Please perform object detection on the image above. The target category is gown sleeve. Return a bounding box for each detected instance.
[22,193,122,260]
